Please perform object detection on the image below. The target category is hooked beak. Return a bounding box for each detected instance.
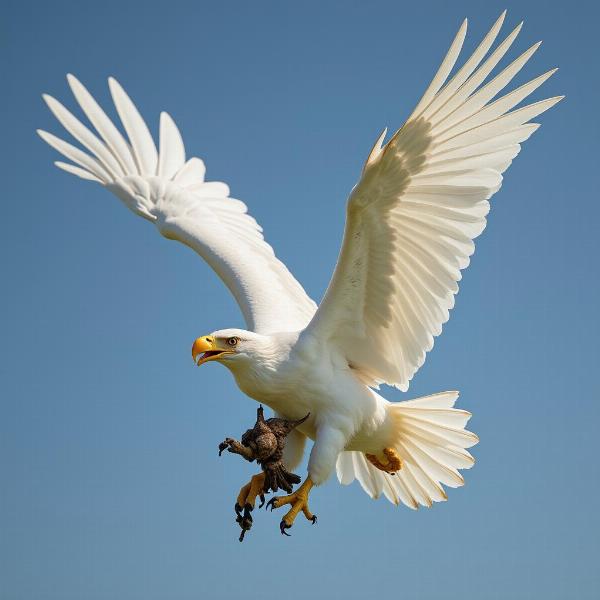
[191,336,234,366]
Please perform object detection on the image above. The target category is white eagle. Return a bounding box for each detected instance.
[39,12,561,533]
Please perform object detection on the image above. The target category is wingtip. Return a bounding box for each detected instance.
[107,75,120,89]
[524,40,542,56]
[494,9,507,27]
[66,73,84,93]
[456,18,468,43]
[159,110,178,129]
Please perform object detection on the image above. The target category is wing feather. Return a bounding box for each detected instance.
[108,77,159,176]
[158,112,186,179]
[42,94,123,180]
[66,74,138,175]
[54,161,103,182]
[306,13,561,390]
[37,130,111,181]
[40,77,317,333]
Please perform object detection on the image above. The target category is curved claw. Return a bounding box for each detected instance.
[235,505,254,542]
[265,478,316,533]
[279,520,292,536]
[234,472,267,542]
[258,494,266,509]
[236,518,252,541]
[266,497,278,512]
[235,510,253,526]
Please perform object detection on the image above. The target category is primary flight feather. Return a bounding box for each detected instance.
[39,13,561,528]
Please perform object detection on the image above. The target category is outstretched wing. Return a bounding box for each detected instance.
[306,12,562,390]
[39,75,317,334]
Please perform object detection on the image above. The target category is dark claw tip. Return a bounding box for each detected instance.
[279,521,291,536]
[258,495,266,509]
[311,515,318,525]
[266,498,277,511]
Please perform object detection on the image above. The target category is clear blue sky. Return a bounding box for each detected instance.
[1,1,598,598]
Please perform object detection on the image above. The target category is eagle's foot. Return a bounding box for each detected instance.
[266,477,316,535]
[235,505,253,542]
[365,447,402,474]
[234,472,266,542]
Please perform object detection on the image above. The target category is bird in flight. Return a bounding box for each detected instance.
[39,12,561,535]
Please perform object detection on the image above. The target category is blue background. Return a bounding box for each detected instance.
[1,1,598,598]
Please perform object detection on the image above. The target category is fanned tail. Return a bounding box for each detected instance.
[336,391,478,509]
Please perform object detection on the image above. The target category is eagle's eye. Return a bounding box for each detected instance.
[226,336,239,347]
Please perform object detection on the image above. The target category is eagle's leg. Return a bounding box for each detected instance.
[266,425,345,535]
[365,447,403,474]
[266,477,316,535]
[234,472,266,542]
[236,472,266,511]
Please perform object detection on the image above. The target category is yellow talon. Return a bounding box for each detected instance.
[267,477,316,535]
[365,447,403,474]
[236,472,266,510]
[234,472,266,542]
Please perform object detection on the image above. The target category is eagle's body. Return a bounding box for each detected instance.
[219,329,392,484]
[39,12,561,526]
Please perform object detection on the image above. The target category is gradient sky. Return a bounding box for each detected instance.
[2,1,598,599]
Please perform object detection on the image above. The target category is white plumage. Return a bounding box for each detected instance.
[39,13,561,509]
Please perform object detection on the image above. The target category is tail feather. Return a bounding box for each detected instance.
[336,450,356,486]
[336,391,478,509]
[351,451,381,498]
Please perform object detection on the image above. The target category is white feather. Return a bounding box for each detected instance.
[40,13,561,512]
[40,76,317,334]
[306,14,561,390]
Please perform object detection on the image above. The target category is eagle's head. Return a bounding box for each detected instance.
[191,328,274,370]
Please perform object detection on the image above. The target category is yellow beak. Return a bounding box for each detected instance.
[191,336,233,366]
